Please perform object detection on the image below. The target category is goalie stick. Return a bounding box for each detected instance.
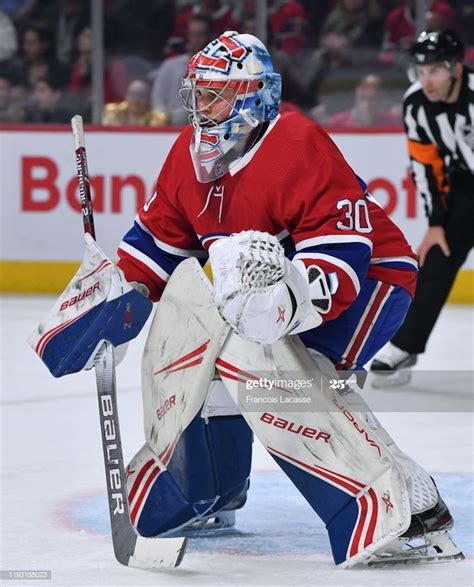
[71,115,187,569]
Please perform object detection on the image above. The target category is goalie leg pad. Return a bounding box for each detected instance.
[271,450,374,564]
[218,333,412,566]
[127,413,252,537]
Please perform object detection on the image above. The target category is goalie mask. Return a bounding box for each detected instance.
[180,31,281,183]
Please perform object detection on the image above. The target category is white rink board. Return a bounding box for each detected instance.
[1,127,473,268]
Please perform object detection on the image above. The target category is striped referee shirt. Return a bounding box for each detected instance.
[403,66,474,226]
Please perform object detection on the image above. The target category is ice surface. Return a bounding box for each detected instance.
[1,296,472,586]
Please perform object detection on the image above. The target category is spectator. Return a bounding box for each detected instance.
[68,25,124,104]
[0,0,37,24]
[297,0,334,41]
[380,0,459,65]
[456,2,474,45]
[24,73,86,123]
[201,0,239,36]
[55,0,90,66]
[240,10,306,109]
[0,70,25,122]
[301,31,356,108]
[0,9,17,61]
[321,0,383,49]
[68,25,92,98]
[17,25,66,90]
[104,0,174,61]
[150,13,213,125]
[102,79,167,126]
[321,73,402,126]
[269,0,310,55]
[167,1,238,57]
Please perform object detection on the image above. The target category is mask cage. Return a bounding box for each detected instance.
[180,78,262,129]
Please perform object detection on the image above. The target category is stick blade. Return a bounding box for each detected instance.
[126,536,187,569]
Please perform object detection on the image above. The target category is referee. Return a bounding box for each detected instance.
[372,29,474,381]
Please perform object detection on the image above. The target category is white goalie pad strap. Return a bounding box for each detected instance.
[388,445,439,514]
[209,231,322,344]
[201,379,240,417]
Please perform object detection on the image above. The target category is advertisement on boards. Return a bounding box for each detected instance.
[1,128,472,271]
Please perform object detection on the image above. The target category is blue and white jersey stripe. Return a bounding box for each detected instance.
[120,221,207,281]
[293,236,373,294]
[370,256,418,272]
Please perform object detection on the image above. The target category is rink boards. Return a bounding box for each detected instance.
[0,124,472,303]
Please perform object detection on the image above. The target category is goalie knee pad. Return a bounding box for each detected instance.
[126,413,253,536]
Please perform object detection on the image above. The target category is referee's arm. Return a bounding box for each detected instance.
[406,138,449,226]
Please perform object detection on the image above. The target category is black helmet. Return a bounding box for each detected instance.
[410,29,464,65]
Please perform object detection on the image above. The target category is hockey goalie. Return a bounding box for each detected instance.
[29,31,463,567]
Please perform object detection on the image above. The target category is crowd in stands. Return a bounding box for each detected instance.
[0,0,472,127]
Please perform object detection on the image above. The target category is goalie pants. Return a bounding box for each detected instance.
[126,412,252,537]
[392,187,474,354]
[299,277,412,370]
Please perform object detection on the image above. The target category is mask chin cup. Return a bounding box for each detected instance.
[190,119,254,183]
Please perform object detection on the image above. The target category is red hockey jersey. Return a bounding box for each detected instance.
[118,112,417,323]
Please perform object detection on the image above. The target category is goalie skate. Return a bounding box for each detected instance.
[366,529,464,566]
[163,509,237,538]
[184,510,236,531]
[370,369,413,389]
[365,493,464,566]
[370,343,416,389]
[177,483,248,533]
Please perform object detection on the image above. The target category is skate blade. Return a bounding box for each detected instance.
[370,370,412,389]
[366,531,464,567]
[187,510,236,530]
[161,510,237,538]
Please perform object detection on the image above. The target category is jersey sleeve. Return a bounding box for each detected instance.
[277,129,374,322]
[117,168,207,302]
[403,98,449,226]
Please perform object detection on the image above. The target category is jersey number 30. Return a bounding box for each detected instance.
[336,199,373,233]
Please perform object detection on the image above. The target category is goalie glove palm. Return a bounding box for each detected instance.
[209,231,322,344]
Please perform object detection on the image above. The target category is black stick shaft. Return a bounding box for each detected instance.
[71,115,96,239]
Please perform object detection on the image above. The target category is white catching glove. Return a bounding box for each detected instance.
[209,230,332,344]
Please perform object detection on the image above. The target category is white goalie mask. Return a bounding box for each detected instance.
[180,31,281,183]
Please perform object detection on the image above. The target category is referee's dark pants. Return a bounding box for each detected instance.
[392,173,474,354]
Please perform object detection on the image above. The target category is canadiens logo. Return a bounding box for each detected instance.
[198,34,248,75]
[199,132,222,163]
